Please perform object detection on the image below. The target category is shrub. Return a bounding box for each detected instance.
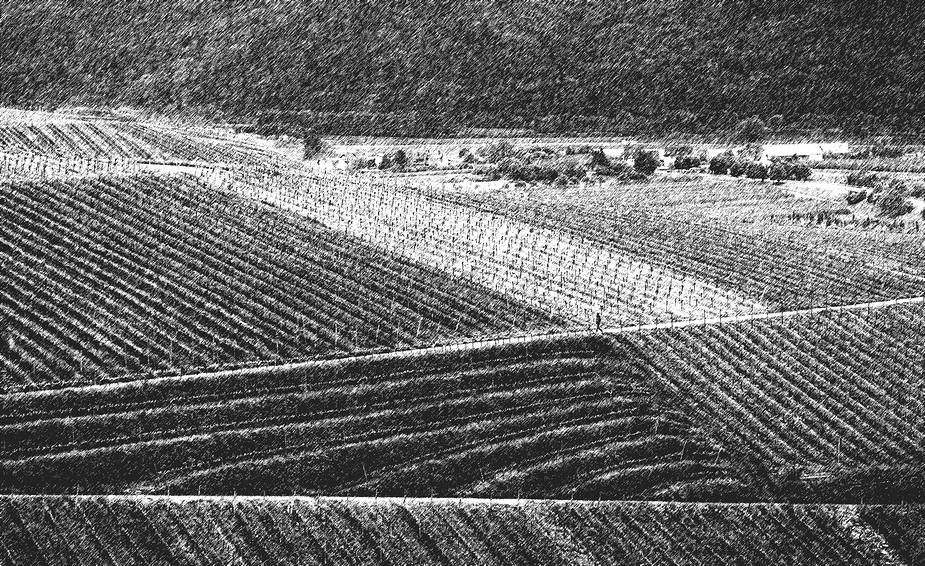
[495,156,585,183]
[871,143,906,158]
[673,155,701,170]
[350,157,376,169]
[378,154,392,169]
[846,171,879,187]
[665,144,693,157]
[846,190,867,205]
[878,180,914,217]
[391,149,408,168]
[303,132,323,159]
[593,159,644,180]
[471,164,500,180]
[729,159,747,177]
[909,183,925,199]
[732,116,767,143]
[768,114,784,131]
[789,163,811,181]
[769,161,812,181]
[633,149,660,175]
[709,152,734,175]
[589,148,610,168]
[478,140,515,163]
[744,162,768,180]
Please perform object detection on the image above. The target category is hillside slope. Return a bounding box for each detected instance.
[1,1,923,133]
[0,173,563,388]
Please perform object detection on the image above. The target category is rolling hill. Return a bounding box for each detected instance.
[1,1,923,134]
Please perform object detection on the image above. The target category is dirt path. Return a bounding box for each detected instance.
[9,295,921,400]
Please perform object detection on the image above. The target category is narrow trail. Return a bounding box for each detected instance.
[0,493,873,509]
[7,295,922,399]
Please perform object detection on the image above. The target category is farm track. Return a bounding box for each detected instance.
[35,293,917,396]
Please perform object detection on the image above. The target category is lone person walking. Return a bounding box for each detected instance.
[595,312,602,332]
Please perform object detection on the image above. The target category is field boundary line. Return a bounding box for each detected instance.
[0,494,869,510]
[6,295,923,398]
[601,295,925,334]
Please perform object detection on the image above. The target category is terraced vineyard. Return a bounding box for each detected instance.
[0,337,739,498]
[0,173,564,389]
[0,496,915,566]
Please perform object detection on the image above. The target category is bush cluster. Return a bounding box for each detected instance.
[744,161,769,180]
[673,155,701,170]
[496,156,586,183]
[846,171,879,187]
[633,150,661,175]
[876,179,914,217]
[769,161,811,181]
[845,190,867,205]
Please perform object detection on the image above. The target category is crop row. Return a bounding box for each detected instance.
[615,302,925,468]
[0,344,734,498]
[0,121,157,159]
[431,180,925,309]
[0,119,281,166]
[0,496,900,565]
[0,173,563,389]
[224,166,762,329]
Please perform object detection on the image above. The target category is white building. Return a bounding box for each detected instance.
[758,143,851,164]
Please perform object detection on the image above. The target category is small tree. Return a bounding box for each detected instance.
[878,180,913,217]
[478,140,515,163]
[768,114,784,132]
[729,159,747,177]
[633,149,660,176]
[303,130,323,160]
[709,152,734,175]
[744,161,769,180]
[769,161,790,182]
[391,149,408,168]
[589,148,610,168]
[789,162,811,181]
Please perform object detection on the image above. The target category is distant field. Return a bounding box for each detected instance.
[816,156,925,173]
[0,173,563,389]
[0,495,918,566]
[433,177,925,308]
[0,337,740,498]
[0,119,274,165]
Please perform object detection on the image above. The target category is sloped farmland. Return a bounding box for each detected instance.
[0,173,564,390]
[0,336,740,499]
